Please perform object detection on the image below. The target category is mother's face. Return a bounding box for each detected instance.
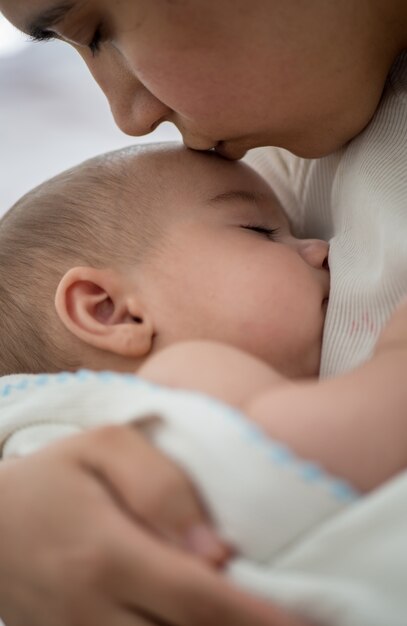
[1,0,397,158]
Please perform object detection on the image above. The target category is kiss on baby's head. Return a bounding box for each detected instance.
[0,144,329,378]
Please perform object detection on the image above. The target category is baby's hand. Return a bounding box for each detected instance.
[375,298,407,355]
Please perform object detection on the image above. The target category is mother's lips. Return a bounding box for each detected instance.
[183,139,248,161]
[215,141,248,161]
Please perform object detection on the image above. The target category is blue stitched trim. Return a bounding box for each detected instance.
[0,369,360,502]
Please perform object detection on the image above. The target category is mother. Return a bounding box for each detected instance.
[0,2,406,626]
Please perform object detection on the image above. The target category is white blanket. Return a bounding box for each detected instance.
[0,370,406,625]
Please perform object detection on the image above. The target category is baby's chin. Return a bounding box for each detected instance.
[259,360,311,382]
[277,342,322,380]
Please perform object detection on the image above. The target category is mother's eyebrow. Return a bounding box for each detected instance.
[26,1,76,38]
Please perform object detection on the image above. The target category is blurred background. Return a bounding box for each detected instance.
[0,15,181,216]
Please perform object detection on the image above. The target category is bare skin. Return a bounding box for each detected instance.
[1,1,406,157]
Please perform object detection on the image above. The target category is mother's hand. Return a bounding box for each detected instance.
[0,425,308,626]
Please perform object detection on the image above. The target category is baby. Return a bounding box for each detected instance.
[0,142,328,378]
[0,143,406,498]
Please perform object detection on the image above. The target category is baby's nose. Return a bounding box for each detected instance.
[299,239,329,270]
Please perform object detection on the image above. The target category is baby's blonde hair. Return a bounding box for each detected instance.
[0,145,165,375]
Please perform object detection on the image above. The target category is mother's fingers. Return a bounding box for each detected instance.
[113,520,306,626]
[72,424,227,563]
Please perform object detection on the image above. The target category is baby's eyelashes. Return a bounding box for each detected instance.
[241,224,281,242]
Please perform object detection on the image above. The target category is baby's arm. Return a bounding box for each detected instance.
[245,300,407,492]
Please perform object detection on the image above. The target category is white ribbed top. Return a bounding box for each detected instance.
[246,51,407,377]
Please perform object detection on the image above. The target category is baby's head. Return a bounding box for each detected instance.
[0,144,329,378]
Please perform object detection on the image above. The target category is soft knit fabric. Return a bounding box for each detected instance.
[246,51,407,377]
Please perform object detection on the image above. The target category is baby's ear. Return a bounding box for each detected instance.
[54,266,154,357]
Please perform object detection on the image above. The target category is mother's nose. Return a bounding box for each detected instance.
[298,239,330,270]
[110,82,172,137]
[85,51,172,137]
